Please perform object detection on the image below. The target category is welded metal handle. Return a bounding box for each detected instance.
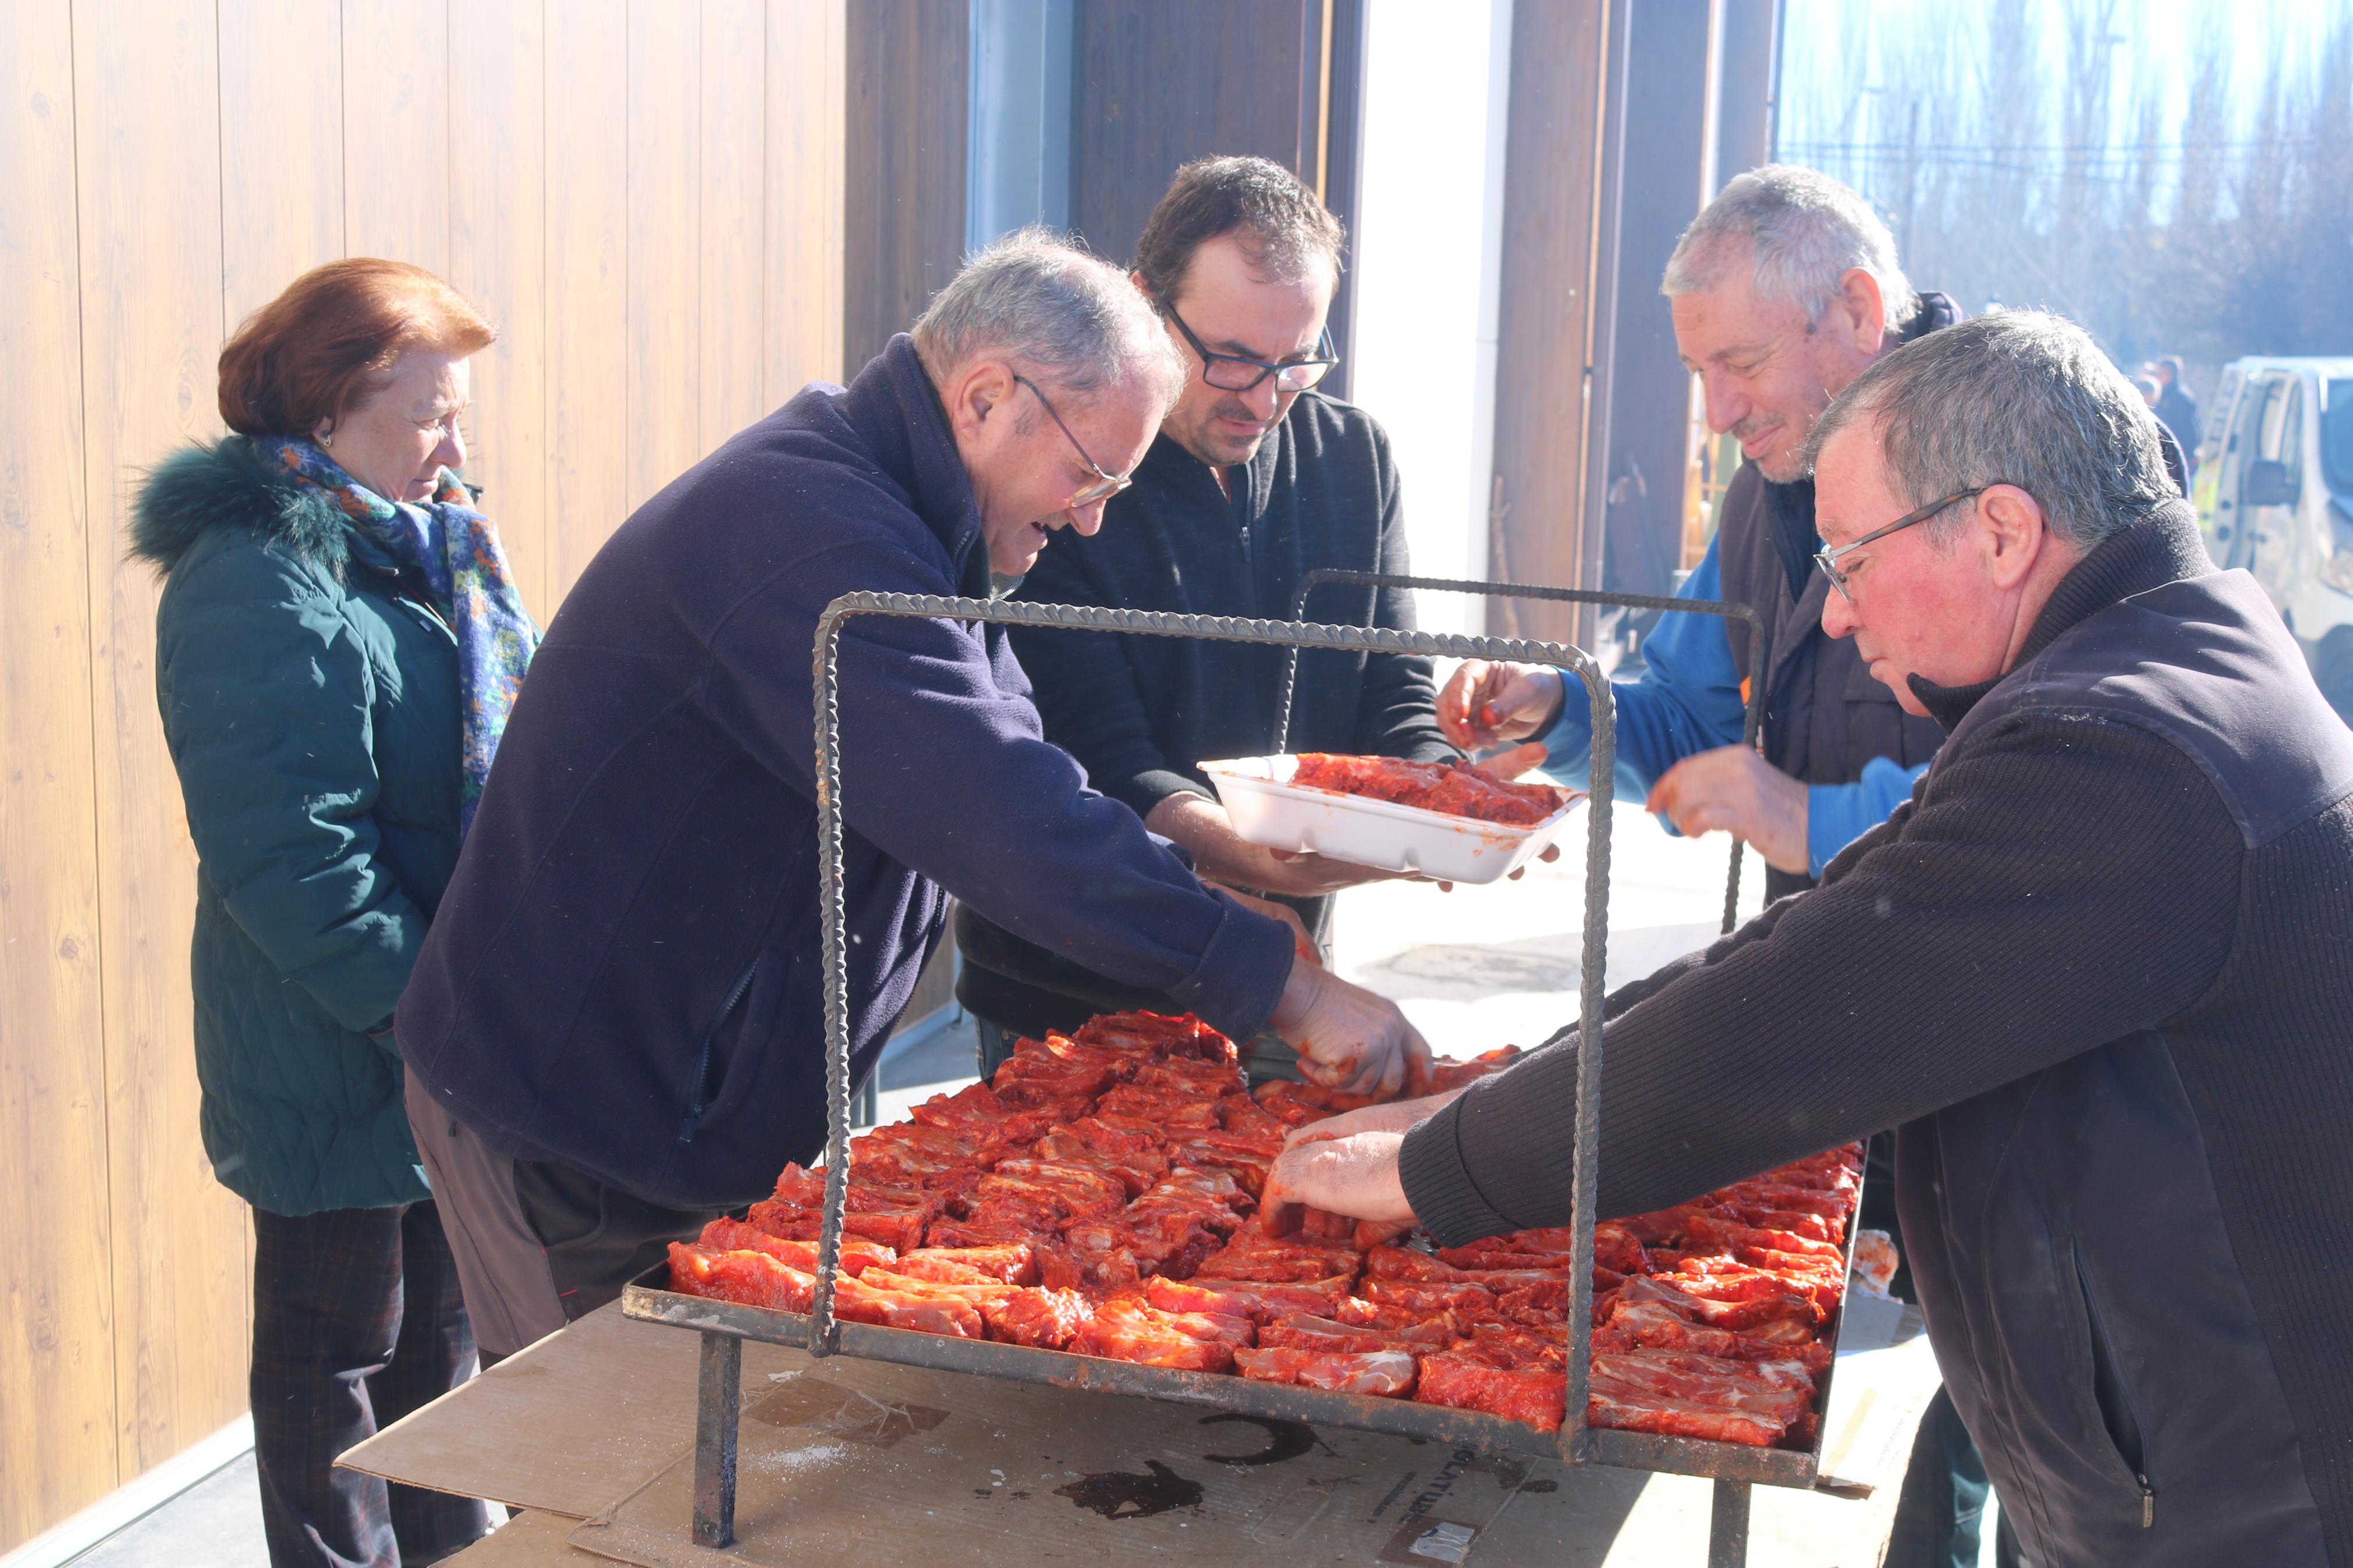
[808,590,1616,1468]
[1275,570,1769,934]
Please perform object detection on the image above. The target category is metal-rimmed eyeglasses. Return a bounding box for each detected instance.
[1815,487,1989,603]
[1163,303,1338,394]
[1012,374,1135,511]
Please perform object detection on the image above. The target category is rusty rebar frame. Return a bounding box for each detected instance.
[625,591,1852,1563]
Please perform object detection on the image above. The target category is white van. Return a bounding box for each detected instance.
[2192,357,2353,721]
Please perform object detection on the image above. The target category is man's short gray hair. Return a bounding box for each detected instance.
[1663,165,1919,329]
[911,226,1182,411]
[1802,311,2177,552]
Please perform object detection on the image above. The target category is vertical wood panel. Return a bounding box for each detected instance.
[218,0,345,329]
[1489,0,1610,643]
[0,3,116,1551]
[1067,0,1322,266]
[1318,0,1364,401]
[700,0,767,447]
[1603,0,1712,600]
[766,0,846,392]
[72,0,253,1488]
[449,0,552,617]
[844,0,967,375]
[545,0,630,596]
[340,0,450,272]
[625,0,702,511]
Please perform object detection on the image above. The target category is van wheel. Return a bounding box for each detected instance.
[2315,630,2353,728]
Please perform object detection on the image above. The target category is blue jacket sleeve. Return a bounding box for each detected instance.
[1805,759,1932,877]
[1534,538,1749,799]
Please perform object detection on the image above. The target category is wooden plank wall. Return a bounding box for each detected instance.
[0,0,846,1551]
[1068,0,1333,268]
[1489,0,1614,645]
[844,0,970,375]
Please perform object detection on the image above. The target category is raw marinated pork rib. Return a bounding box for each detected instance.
[666,1008,1863,1449]
[1289,753,1565,827]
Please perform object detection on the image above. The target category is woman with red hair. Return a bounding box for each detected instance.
[131,258,534,1567]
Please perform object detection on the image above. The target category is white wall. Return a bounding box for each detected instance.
[1349,0,1515,638]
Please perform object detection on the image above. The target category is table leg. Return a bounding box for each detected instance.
[1707,1477,1750,1568]
[693,1332,741,1547]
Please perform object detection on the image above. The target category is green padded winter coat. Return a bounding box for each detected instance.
[132,437,461,1215]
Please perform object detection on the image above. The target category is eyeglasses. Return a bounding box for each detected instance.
[1012,374,1135,510]
[1162,303,1338,394]
[1814,487,1989,603]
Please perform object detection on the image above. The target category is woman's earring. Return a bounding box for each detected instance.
[320,433,333,447]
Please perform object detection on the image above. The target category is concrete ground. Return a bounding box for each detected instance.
[84,805,2008,1565]
[65,1450,263,1568]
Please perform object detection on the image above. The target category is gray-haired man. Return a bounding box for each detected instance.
[1444,165,1953,893]
[1270,311,2353,1565]
[398,230,1428,1355]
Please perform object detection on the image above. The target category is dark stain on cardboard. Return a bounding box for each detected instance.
[1055,1460,1204,1519]
[1198,1412,1331,1466]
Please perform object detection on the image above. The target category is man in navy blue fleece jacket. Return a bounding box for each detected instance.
[395,233,1426,1355]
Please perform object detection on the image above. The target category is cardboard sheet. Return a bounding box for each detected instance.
[345,1299,1943,1567]
[445,1509,610,1565]
[567,1356,1550,1566]
[340,1305,804,1517]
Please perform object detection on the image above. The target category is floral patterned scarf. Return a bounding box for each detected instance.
[262,436,538,836]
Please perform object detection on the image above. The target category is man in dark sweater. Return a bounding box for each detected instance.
[957,157,1458,1055]
[1269,313,2353,1565]
[396,233,1428,1356]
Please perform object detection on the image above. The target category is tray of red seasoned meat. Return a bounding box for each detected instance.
[1196,753,1582,884]
[630,1009,1868,1486]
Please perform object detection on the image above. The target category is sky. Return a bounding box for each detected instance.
[1779,0,2348,166]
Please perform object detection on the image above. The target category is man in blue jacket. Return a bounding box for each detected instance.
[1443,166,1948,891]
[396,232,1427,1356]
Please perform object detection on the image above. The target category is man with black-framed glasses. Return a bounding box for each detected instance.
[956,156,1468,1069]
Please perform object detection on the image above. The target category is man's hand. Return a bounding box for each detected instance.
[1148,791,1407,897]
[1282,1090,1461,1148]
[1262,1131,1417,1232]
[1439,661,1565,750]
[1268,962,1432,1098]
[1645,745,1810,874]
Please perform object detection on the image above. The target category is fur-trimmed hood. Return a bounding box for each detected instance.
[130,436,355,576]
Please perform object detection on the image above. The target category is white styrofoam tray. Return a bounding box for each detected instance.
[1198,755,1585,885]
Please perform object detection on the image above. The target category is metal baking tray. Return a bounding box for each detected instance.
[623,1203,1866,1488]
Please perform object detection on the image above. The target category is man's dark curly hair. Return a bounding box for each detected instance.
[1131,155,1345,310]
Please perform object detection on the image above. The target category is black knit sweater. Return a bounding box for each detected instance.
[1401,504,2353,1562]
